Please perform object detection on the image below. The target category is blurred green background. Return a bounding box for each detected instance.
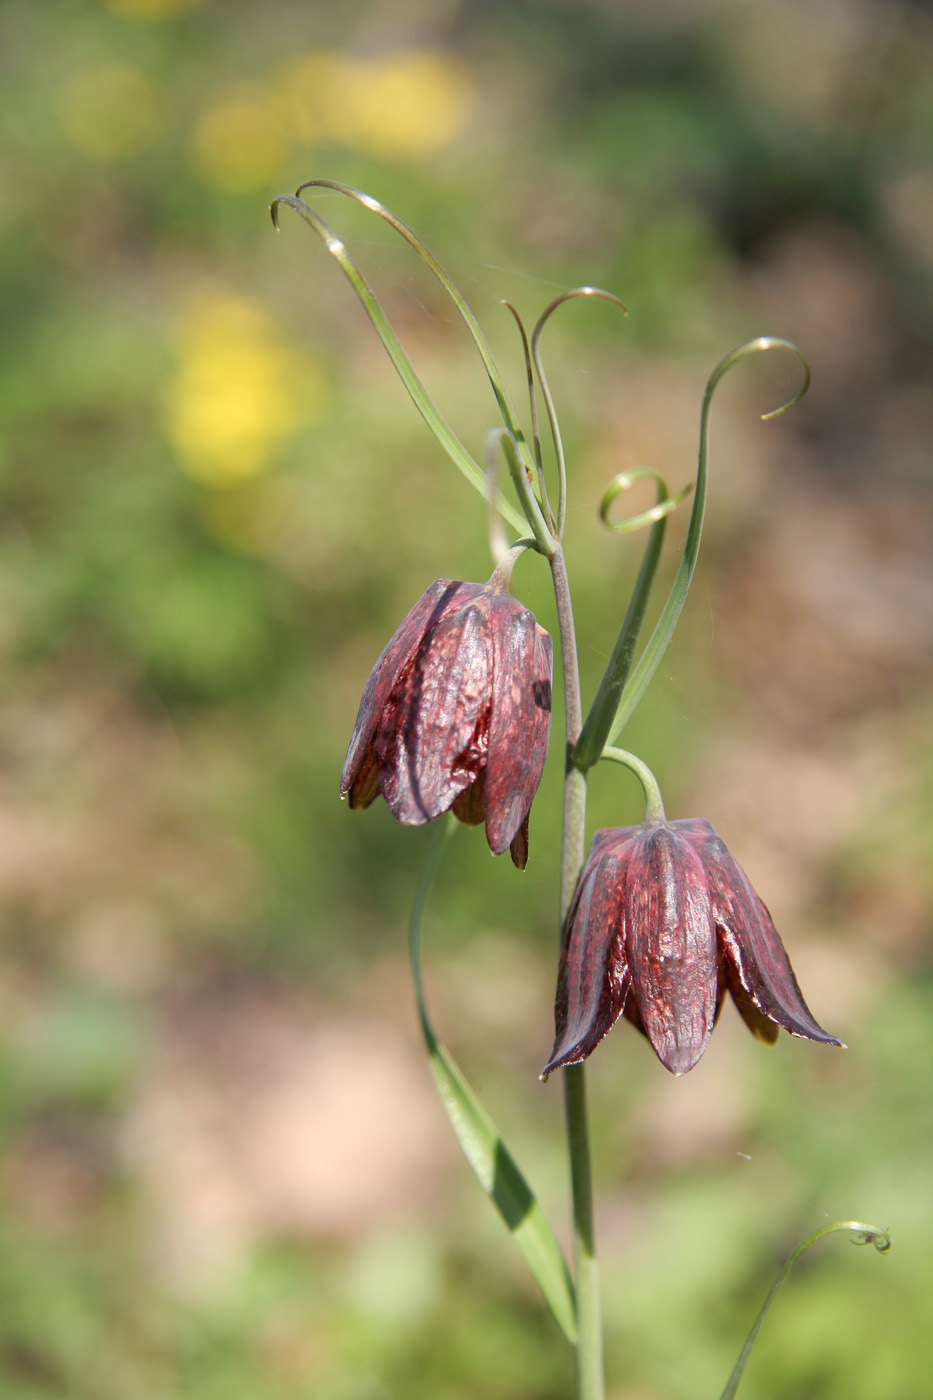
[0,1,931,1397]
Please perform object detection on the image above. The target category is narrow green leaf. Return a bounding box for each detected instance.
[602,337,810,750]
[294,182,531,454]
[271,190,528,535]
[409,819,577,1343]
[720,1220,891,1400]
[573,468,677,771]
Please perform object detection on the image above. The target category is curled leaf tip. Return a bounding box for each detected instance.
[848,1223,892,1252]
[530,284,629,537]
[599,466,693,535]
[719,1216,892,1400]
[708,336,811,423]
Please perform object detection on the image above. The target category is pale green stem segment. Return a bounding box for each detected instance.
[601,746,666,825]
[582,338,811,758]
[574,467,684,772]
[485,538,536,594]
[271,182,543,537]
[550,547,605,1400]
[531,288,628,540]
[409,816,578,1344]
[720,1221,891,1400]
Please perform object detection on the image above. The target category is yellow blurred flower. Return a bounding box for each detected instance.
[281,48,474,159]
[344,51,474,158]
[193,87,290,192]
[60,64,159,161]
[162,292,327,488]
[101,0,201,17]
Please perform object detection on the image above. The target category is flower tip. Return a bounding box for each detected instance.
[661,1045,706,1077]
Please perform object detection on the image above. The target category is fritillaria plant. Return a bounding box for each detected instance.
[272,181,889,1400]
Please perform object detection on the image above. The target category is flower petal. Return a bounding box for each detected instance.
[376,595,492,825]
[626,826,718,1075]
[344,742,381,810]
[484,601,553,857]
[341,580,470,801]
[684,820,844,1048]
[451,771,485,827]
[722,959,780,1045]
[544,840,637,1074]
[508,813,529,872]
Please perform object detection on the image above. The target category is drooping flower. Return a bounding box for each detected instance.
[341,578,552,869]
[545,818,843,1077]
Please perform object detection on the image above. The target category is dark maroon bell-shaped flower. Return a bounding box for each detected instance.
[341,578,552,869]
[545,818,843,1076]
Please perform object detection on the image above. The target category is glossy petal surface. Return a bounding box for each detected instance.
[682,819,843,1047]
[341,578,552,863]
[545,834,638,1073]
[626,826,718,1075]
[485,600,552,857]
[341,580,469,805]
[377,599,492,825]
[545,816,842,1079]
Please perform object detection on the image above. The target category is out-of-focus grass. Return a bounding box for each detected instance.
[0,1,930,1397]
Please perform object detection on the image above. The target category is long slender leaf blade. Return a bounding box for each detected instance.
[272,193,527,535]
[410,821,577,1343]
[574,488,668,770]
[295,181,533,465]
[425,1032,578,1342]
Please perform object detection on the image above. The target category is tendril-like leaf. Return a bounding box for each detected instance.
[592,337,811,756]
[271,182,534,535]
[720,1220,891,1400]
[531,287,628,539]
[600,466,693,535]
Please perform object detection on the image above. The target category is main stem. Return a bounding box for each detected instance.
[550,546,604,1400]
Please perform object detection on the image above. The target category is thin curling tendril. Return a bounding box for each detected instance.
[531,287,628,540]
[710,334,812,422]
[719,1219,891,1400]
[581,335,812,762]
[600,466,693,535]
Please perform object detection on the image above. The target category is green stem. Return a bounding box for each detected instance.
[601,746,667,825]
[550,546,604,1400]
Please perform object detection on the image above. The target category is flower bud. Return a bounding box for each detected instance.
[341,579,552,869]
[546,818,843,1076]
